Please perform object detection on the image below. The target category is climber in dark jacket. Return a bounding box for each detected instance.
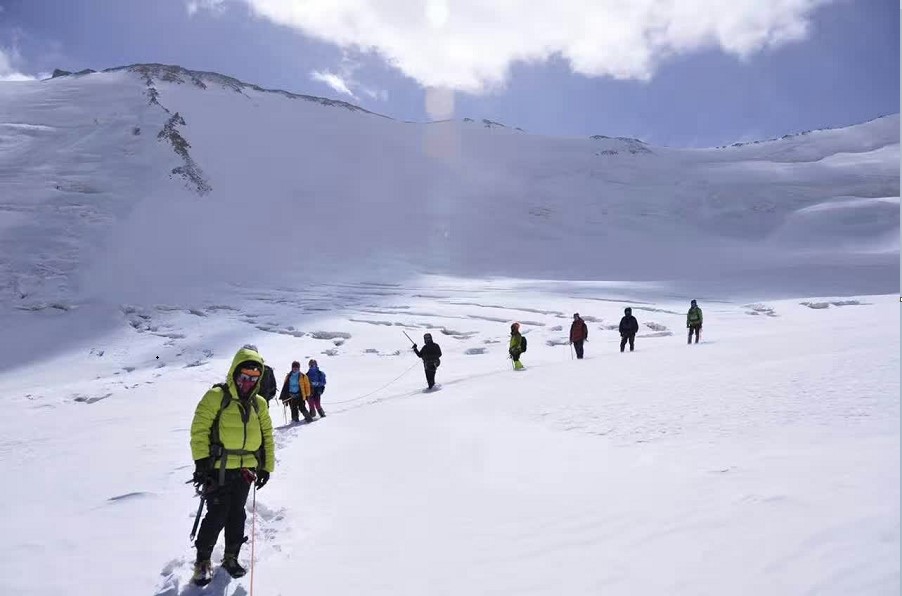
[413,333,443,389]
[619,307,639,353]
[569,313,589,359]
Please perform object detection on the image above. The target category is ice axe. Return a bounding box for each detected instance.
[402,331,416,348]
[189,495,205,541]
[186,480,208,541]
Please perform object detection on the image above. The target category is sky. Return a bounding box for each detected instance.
[0,0,897,147]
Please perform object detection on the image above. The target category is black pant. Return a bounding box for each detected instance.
[573,340,585,359]
[195,469,252,561]
[285,393,310,422]
[620,334,635,352]
[424,361,438,388]
[688,325,701,344]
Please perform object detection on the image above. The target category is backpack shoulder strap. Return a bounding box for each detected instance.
[209,383,231,446]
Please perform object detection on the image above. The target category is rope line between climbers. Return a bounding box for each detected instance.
[327,360,421,406]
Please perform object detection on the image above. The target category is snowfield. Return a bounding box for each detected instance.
[0,66,898,595]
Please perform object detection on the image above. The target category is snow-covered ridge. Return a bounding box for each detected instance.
[590,134,652,155]
[715,113,899,149]
[51,63,385,117]
[48,64,898,150]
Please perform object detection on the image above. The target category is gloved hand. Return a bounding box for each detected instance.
[255,469,270,490]
[193,457,214,486]
[411,344,417,351]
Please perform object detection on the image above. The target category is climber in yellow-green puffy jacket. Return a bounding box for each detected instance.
[189,345,276,585]
[190,346,276,473]
[509,322,525,370]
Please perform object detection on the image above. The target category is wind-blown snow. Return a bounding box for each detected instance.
[0,66,898,595]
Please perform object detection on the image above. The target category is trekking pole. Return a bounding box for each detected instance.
[282,401,288,425]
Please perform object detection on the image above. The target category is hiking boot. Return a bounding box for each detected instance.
[317,409,326,418]
[221,554,247,579]
[192,559,213,586]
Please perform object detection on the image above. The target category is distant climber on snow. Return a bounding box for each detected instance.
[509,322,527,370]
[279,361,312,423]
[569,313,588,359]
[412,333,442,389]
[306,359,327,418]
[687,299,703,344]
[619,307,639,353]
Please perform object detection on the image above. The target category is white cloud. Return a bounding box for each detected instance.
[0,48,35,82]
[311,69,356,97]
[187,0,227,17]
[310,53,389,101]
[231,0,832,93]
[361,87,389,101]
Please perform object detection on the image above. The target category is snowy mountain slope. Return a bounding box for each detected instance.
[0,66,898,595]
[0,64,897,314]
[0,72,169,303]
[0,280,896,596]
[710,114,899,161]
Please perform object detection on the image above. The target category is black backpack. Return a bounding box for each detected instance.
[520,335,527,353]
[260,366,278,400]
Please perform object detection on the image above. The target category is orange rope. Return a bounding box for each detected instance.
[249,482,257,595]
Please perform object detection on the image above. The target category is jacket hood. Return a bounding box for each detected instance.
[226,346,265,398]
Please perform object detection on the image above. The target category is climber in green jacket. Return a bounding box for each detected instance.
[687,300,703,344]
[189,345,276,585]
